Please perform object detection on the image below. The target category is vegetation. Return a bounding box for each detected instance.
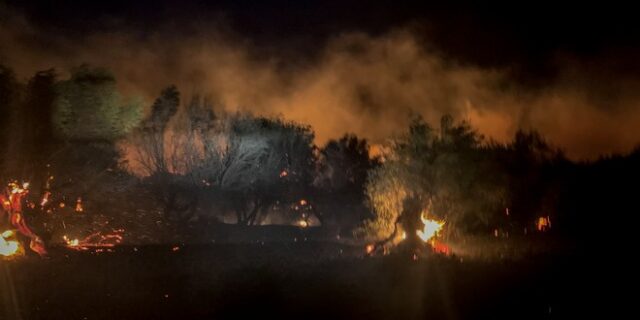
[0,63,636,246]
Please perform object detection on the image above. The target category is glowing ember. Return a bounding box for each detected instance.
[40,191,51,207]
[0,230,21,257]
[416,215,444,242]
[64,229,124,251]
[537,216,551,231]
[75,197,84,212]
[365,244,375,254]
[431,240,451,255]
[63,236,79,247]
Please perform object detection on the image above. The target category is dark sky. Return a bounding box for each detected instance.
[2,0,640,158]
[7,1,640,70]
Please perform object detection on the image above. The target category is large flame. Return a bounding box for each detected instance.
[2,181,47,256]
[0,230,22,257]
[416,215,445,242]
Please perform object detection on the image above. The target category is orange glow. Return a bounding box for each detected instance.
[431,240,450,255]
[64,229,124,251]
[365,244,375,254]
[75,197,84,213]
[2,181,47,256]
[40,191,51,207]
[537,216,551,231]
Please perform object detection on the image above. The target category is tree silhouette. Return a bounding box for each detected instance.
[53,65,142,142]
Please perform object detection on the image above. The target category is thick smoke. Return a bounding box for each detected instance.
[2,9,640,159]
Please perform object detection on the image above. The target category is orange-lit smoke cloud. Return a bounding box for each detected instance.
[2,10,640,160]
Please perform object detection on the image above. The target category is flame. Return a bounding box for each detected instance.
[536,216,551,231]
[40,191,51,207]
[75,197,83,212]
[279,170,288,178]
[63,236,80,247]
[9,182,28,194]
[2,181,47,256]
[431,240,451,255]
[0,230,22,257]
[64,229,124,251]
[365,244,375,254]
[416,215,445,242]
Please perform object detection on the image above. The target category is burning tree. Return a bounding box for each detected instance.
[359,115,505,253]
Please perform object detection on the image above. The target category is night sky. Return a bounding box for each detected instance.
[2,0,640,158]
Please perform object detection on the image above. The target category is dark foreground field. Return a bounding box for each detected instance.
[0,242,620,320]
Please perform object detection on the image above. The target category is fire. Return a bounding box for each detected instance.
[416,215,445,242]
[431,240,450,255]
[10,182,29,194]
[64,229,124,251]
[537,216,551,231]
[0,230,22,257]
[63,236,79,247]
[365,244,375,254]
[1,181,47,256]
[279,170,288,178]
[75,197,83,212]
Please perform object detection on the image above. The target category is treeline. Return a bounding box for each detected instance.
[0,65,378,242]
[0,64,638,244]
[126,84,377,231]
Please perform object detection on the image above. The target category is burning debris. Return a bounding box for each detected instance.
[75,197,84,213]
[365,244,375,255]
[0,182,47,257]
[297,219,309,228]
[40,191,51,207]
[63,229,124,251]
[537,216,551,232]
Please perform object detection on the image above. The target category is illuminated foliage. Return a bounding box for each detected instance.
[53,65,143,141]
[360,115,509,241]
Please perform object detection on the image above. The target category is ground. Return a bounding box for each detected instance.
[1,240,612,320]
